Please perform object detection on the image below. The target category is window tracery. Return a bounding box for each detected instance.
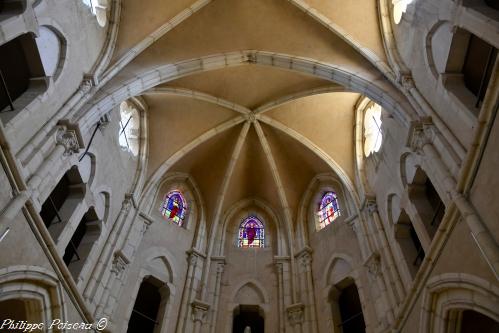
[238,216,265,248]
[364,103,383,157]
[119,101,139,156]
[159,190,187,226]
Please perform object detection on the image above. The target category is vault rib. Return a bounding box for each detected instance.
[146,87,251,115]
[99,0,213,86]
[200,121,251,298]
[257,114,360,207]
[254,120,298,303]
[287,0,395,81]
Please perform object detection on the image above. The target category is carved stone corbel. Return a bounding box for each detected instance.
[56,128,80,156]
[191,299,210,324]
[111,251,130,279]
[286,303,305,326]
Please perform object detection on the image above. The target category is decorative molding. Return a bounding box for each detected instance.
[191,299,210,324]
[286,303,305,326]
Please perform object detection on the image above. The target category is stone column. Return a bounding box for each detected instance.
[84,194,134,308]
[98,211,151,319]
[275,261,285,333]
[345,216,370,261]
[28,127,81,199]
[364,252,394,327]
[176,249,205,333]
[286,303,305,333]
[99,251,130,317]
[367,200,405,304]
[296,248,318,333]
[191,300,210,333]
[209,257,225,333]
[409,121,499,277]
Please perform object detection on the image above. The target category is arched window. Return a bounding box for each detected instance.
[318,192,341,230]
[82,0,108,27]
[159,191,187,226]
[364,103,383,157]
[119,101,140,156]
[392,0,414,24]
[238,216,265,248]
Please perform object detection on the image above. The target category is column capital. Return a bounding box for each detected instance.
[139,211,154,235]
[286,303,305,326]
[364,252,381,278]
[406,118,436,152]
[366,199,378,215]
[191,299,210,324]
[111,251,130,278]
[211,256,226,273]
[55,128,80,156]
[187,248,206,266]
[80,74,96,94]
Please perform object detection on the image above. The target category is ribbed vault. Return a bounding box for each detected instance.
[76,0,412,239]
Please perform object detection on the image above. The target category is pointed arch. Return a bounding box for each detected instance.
[75,51,416,128]
[231,279,269,305]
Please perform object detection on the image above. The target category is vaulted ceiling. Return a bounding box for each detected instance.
[89,0,409,228]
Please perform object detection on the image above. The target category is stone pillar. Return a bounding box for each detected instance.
[409,121,499,277]
[191,300,210,333]
[28,127,81,198]
[296,248,318,333]
[345,216,370,261]
[209,257,225,333]
[364,252,393,328]
[366,200,405,305]
[275,261,285,333]
[99,251,130,317]
[0,190,29,224]
[84,194,134,308]
[98,209,151,319]
[286,303,305,333]
[176,249,205,333]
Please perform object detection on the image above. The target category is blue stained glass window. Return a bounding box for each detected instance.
[159,190,187,226]
[318,192,341,229]
[238,216,265,248]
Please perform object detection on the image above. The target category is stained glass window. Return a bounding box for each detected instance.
[318,192,341,229]
[238,216,265,248]
[159,191,187,226]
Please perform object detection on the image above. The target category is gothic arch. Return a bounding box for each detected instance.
[142,246,177,284]
[419,273,499,333]
[0,266,66,325]
[231,279,269,305]
[297,174,355,247]
[142,172,207,250]
[76,51,416,128]
[218,197,285,256]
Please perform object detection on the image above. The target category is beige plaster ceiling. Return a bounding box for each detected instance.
[161,66,340,109]
[93,0,405,227]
